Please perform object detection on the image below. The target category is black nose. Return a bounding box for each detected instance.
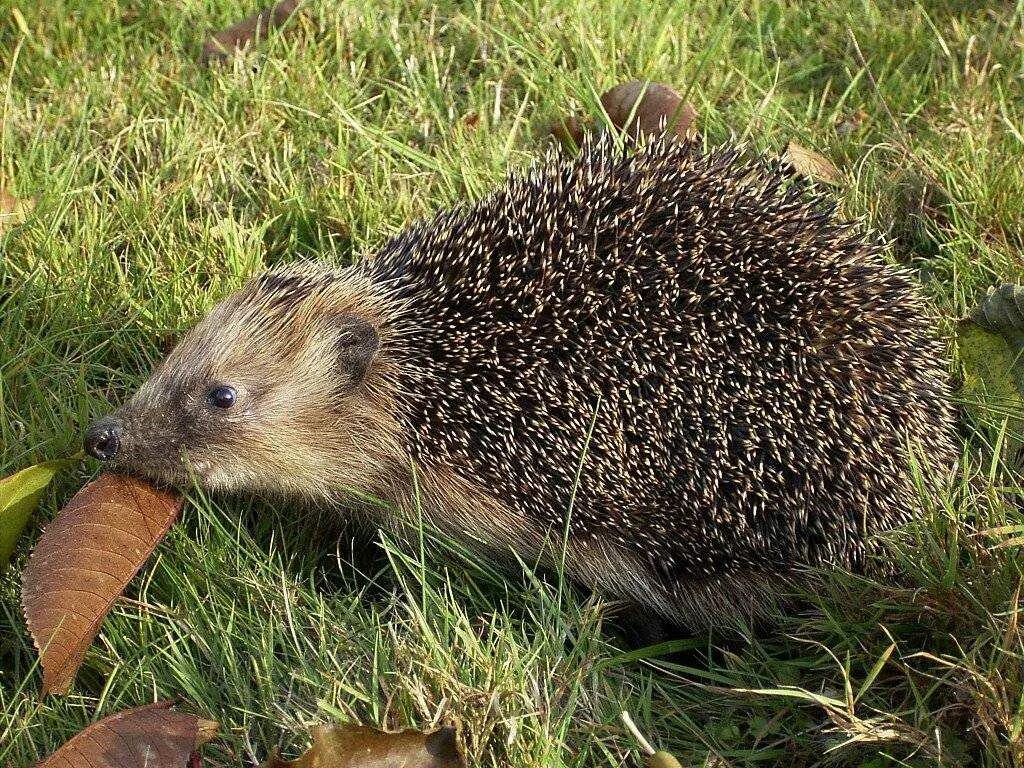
[84,419,122,461]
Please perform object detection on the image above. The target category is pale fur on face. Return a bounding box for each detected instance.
[106,264,407,502]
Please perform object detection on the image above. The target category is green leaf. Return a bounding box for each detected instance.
[0,461,70,570]
[970,284,1024,350]
[956,318,1024,453]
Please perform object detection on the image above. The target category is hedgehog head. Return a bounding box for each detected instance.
[84,264,403,501]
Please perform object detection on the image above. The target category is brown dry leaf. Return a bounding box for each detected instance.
[0,186,35,233]
[600,81,698,141]
[550,81,698,147]
[781,141,841,185]
[200,0,302,64]
[38,701,216,768]
[268,724,465,768]
[22,474,182,695]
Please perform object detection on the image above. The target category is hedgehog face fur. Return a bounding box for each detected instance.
[89,269,404,501]
[85,135,959,628]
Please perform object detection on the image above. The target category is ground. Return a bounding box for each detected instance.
[1,1,1023,766]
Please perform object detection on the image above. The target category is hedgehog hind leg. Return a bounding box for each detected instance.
[667,570,798,632]
[605,575,796,652]
[605,589,780,654]
[608,603,677,649]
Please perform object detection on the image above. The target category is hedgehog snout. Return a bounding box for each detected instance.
[84,402,190,481]
[84,417,122,461]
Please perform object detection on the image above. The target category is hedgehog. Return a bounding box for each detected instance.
[83,135,958,629]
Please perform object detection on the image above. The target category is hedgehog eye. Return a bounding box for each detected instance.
[208,385,237,409]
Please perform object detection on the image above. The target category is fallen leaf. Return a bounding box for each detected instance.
[781,141,841,185]
[970,284,1024,348]
[0,460,70,570]
[22,474,183,695]
[268,724,465,768]
[958,285,1024,463]
[200,0,301,64]
[550,81,698,147]
[957,315,1024,460]
[647,751,684,768]
[600,81,698,141]
[38,701,217,768]
[618,711,684,768]
[0,186,35,233]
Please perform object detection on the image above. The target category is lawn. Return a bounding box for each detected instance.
[1,0,1023,765]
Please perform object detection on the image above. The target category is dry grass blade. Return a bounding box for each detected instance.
[21,474,182,695]
[691,682,939,759]
[620,711,685,768]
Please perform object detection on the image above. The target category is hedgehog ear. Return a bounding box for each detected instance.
[334,314,379,384]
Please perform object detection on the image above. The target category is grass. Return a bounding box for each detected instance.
[1,0,1023,765]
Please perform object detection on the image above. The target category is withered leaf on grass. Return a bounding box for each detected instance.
[552,80,697,146]
[0,186,35,233]
[268,724,465,768]
[781,141,841,185]
[38,701,217,768]
[600,81,698,141]
[647,751,684,768]
[200,0,302,64]
[22,474,183,695]
[619,711,684,768]
[0,460,69,571]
